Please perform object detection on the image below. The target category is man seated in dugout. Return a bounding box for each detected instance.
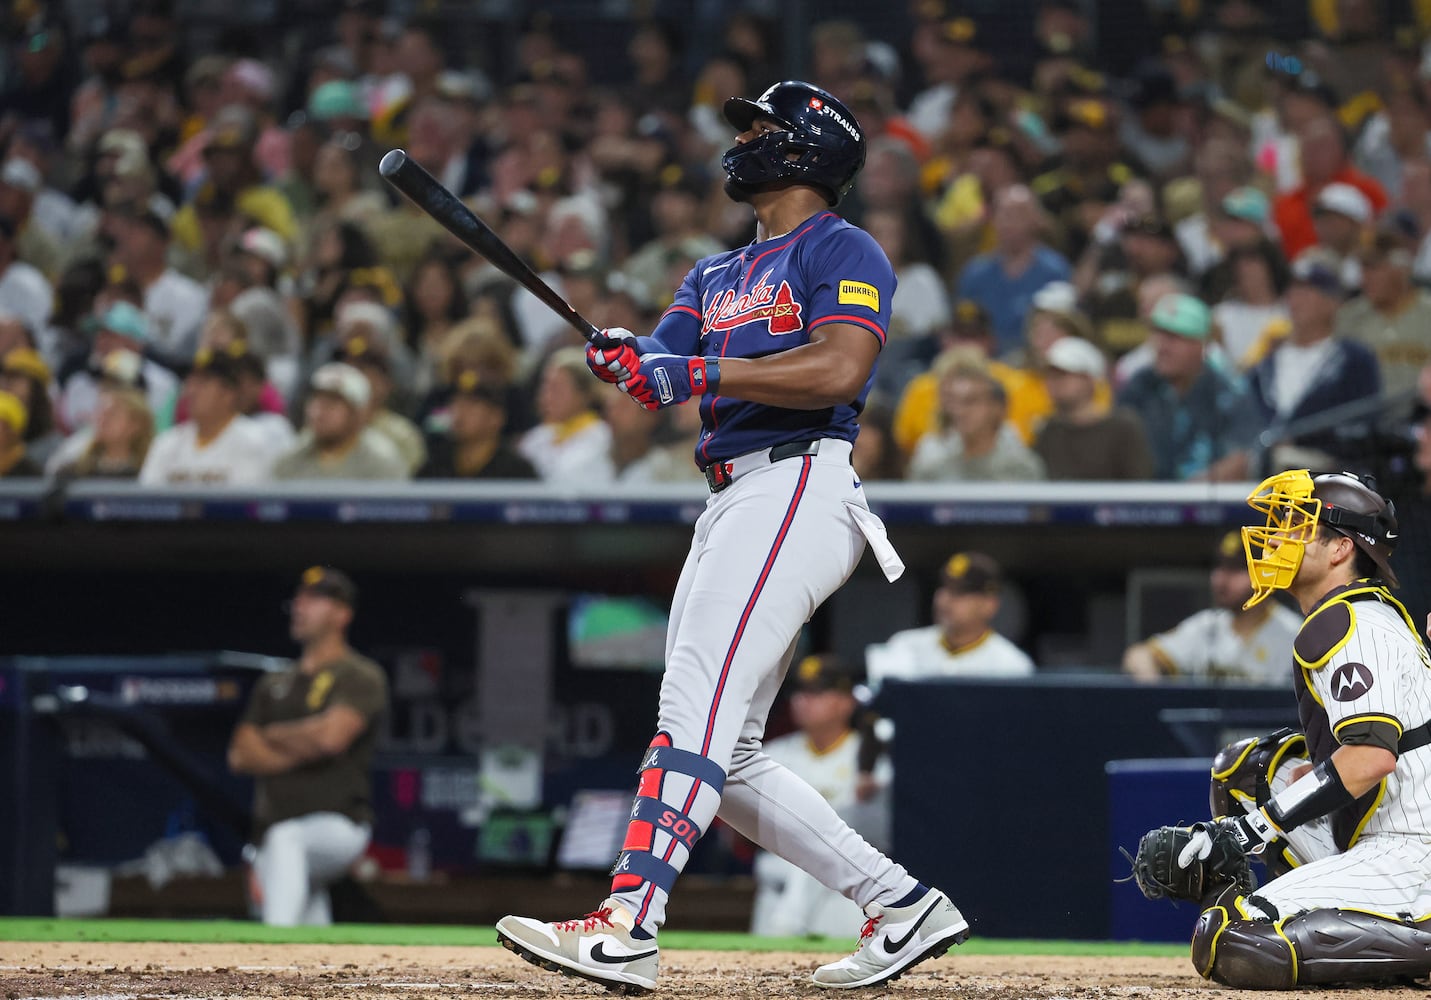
[1128,469,1431,988]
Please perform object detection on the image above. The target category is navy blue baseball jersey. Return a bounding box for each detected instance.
[640,211,896,468]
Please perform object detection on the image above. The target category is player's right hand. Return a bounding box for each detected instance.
[586,328,639,384]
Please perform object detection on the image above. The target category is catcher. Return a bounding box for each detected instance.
[1128,470,1431,989]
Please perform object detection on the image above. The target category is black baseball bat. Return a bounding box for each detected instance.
[378,148,609,346]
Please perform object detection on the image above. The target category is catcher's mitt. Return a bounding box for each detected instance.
[1122,824,1255,905]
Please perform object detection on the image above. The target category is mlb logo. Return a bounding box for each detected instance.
[809,97,823,109]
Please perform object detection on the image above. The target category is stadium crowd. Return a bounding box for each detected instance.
[1,0,1430,487]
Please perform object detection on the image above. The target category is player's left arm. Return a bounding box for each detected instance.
[261,666,387,762]
[708,324,880,409]
[260,706,369,762]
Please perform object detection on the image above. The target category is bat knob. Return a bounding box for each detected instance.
[379,149,409,178]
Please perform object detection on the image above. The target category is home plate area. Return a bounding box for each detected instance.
[2,940,1399,1000]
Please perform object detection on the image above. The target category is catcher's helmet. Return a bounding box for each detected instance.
[721,81,866,207]
[1242,469,1399,607]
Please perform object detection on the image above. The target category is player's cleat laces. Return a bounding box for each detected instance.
[496,897,659,995]
[811,888,970,989]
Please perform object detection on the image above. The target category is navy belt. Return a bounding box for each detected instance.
[705,439,822,493]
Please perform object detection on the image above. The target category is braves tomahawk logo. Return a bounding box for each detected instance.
[704,270,804,335]
[1330,661,1374,702]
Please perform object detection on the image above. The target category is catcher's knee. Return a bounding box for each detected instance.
[1193,905,1431,989]
[1191,901,1295,990]
[1210,728,1306,877]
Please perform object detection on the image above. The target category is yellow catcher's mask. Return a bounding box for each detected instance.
[1241,469,1320,609]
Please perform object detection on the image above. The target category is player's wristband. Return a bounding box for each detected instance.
[690,357,721,396]
[1266,758,1354,832]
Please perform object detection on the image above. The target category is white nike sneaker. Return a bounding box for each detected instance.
[496,898,658,994]
[811,888,969,989]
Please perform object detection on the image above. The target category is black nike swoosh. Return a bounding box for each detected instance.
[590,941,659,965]
[883,899,940,955]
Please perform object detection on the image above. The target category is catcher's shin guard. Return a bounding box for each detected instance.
[1194,906,1431,988]
[1210,729,1306,878]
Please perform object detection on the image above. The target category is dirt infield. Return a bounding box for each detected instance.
[0,940,1387,1000]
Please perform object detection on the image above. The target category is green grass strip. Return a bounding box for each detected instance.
[0,917,1185,957]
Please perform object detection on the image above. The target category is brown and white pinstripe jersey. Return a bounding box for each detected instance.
[1293,583,1431,843]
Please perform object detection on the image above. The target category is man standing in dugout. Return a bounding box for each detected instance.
[1129,470,1431,987]
[228,567,388,926]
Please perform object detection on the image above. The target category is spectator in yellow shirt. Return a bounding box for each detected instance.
[893,288,1110,452]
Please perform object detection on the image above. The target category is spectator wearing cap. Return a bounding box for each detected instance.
[60,302,179,432]
[1123,531,1301,683]
[619,164,724,315]
[1272,116,1386,260]
[208,265,303,403]
[1118,61,1190,181]
[1338,232,1431,397]
[1244,248,1380,473]
[1210,240,1291,370]
[1310,181,1373,286]
[518,347,615,484]
[0,157,63,279]
[192,314,294,453]
[1197,186,1280,305]
[0,390,41,477]
[170,105,297,279]
[907,358,1047,482]
[0,214,52,339]
[866,551,1035,686]
[51,384,154,480]
[0,347,61,468]
[109,204,207,363]
[229,566,388,926]
[1011,282,1114,427]
[955,185,1072,355]
[234,227,289,292]
[1116,292,1260,481]
[334,327,426,475]
[906,17,988,142]
[1083,210,1189,354]
[1032,97,1135,258]
[1033,337,1153,479]
[138,346,276,486]
[749,653,889,939]
[419,369,535,480]
[274,363,407,481]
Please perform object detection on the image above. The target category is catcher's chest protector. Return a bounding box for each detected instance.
[1290,586,1401,850]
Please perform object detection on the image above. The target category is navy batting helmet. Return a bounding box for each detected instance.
[721,81,866,207]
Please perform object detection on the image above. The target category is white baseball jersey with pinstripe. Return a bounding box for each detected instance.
[1250,586,1431,916]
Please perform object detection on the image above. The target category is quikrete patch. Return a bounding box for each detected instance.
[838,280,879,310]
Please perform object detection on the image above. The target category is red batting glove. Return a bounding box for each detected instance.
[585,328,640,384]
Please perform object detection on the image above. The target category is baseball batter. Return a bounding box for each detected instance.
[1134,470,1431,987]
[497,81,967,993]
